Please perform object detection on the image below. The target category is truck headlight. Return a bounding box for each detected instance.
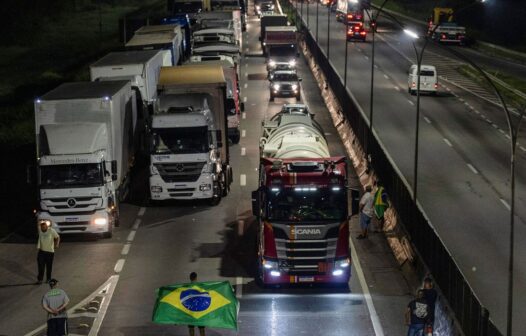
[289,59,296,67]
[199,184,212,191]
[269,60,276,68]
[273,84,280,90]
[262,259,278,270]
[93,217,108,226]
[292,84,298,90]
[151,186,162,193]
[335,258,350,268]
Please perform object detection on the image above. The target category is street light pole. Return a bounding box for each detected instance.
[316,0,319,41]
[307,0,310,27]
[344,36,349,88]
[327,3,330,60]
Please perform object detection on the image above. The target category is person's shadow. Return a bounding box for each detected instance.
[0,282,38,288]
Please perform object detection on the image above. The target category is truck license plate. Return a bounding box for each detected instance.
[299,276,314,282]
[65,217,79,222]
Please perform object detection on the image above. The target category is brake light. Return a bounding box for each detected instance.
[360,31,366,36]
[347,14,353,19]
[263,222,277,258]
[335,222,350,257]
[441,34,446,39]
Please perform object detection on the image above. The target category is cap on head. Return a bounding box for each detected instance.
[365,185,372,192]
[48,279,58,286]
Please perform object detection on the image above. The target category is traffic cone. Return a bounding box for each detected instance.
[425,324,433,336]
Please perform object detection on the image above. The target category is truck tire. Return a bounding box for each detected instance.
[269,95,274,102]
[209,181,222,206]
[221,171,229,197]
[231,132,240,144]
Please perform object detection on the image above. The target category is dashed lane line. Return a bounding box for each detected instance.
[394,86,400,91]
[242,112,246,119]
[121,243,131,256]
[237,220,245,236]
[132,218,141,230]
[242,129,246,138]
[383,74,389,79]
[127,230,136,242]
[407,100,414,106]
[443,138,453,147]
[240,174,246,186]
[244,83,248,89]
[138,207,146,217]
[423,116,431,124]
[500,198,511,211]
[241,147,246,156]
[114,259,125,273]
[520,146,526,152]
[243,96,247,103]
[467,164,479,174]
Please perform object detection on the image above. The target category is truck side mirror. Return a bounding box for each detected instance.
[350,187,360,216]
[26,165,36,185]
[251,190,261,217]
[111,160,118,181]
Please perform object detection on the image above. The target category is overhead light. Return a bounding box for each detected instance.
[403,29,419,39]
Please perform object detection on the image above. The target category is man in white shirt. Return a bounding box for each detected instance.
[36,221,60,284]
[357,185,374,239]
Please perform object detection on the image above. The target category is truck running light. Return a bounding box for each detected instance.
[270,271,281,277]
[335,222,349,257]
[332,269,344,276]
[94,217,108,226]
[263,222,278,258]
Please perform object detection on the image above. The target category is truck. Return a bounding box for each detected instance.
[251,105,350,285]
[167,0,203,24]
[260,14,288,42]
[193,28,240,51]
[149,65,233,205]
[34,81,138,238]
[186,56,242,143]
[125,24,184,66]
[160,15,192,59]
[208,0,247,31]
[195,10,243,46]
[336,0,363,24]
[264,26,298,72]
[427,7,466,44]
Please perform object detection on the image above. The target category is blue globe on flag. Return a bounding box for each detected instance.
[180,289,212,312]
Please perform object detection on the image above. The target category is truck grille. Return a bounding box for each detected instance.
[280,84,292,91]
[42,197,101,213]
[155,162,206,183]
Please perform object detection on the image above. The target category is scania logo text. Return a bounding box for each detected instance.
[292,228,321,235]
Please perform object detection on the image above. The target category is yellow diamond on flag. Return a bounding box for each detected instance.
[160,285,231,319]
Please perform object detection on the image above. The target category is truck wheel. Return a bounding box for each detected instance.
[269,95,274,102]
[231,132,240,144]
[209,182,222,206]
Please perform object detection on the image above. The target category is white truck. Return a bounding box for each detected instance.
[193,28,240,51]
[195,10,242,47]
[187,56,242,143]
[149,65,233,205]
[34,81,137,237]
[125,24,184,66]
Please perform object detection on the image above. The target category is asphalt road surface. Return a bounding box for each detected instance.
[298,1,526,333]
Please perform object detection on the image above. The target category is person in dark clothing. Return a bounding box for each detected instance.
[423,277,438,328]
[405,289,429,336]
[188,272,205,336]
[42,279,69,336]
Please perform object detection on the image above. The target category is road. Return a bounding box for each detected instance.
[0,3,416,336]
[298,1,526,333]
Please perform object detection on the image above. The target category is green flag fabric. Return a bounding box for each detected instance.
[152,281,239,330]
[374,186,389,219]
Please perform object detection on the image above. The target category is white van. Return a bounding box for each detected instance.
[408,64,438,95]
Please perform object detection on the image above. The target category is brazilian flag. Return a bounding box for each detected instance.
[152,281,239,330]
[374,186,389,219]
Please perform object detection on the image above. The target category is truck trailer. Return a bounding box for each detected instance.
[34,81,137,237]
[125,24,184,66]
[260,14,288,42]
[252,105,350,285]
[149,65,233,205]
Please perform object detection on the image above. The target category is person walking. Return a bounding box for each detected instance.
[405,289,430,336]
[422,277,438,331]
[188,272,205,336]
[357,185,374,239]
[37,221,60,284]
[42,279,69,336]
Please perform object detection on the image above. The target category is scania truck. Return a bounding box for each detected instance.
[149,65,232,205]
[251,105,350,285]
[34,81,137,237]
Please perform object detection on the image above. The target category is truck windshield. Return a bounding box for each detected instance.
[153,126,208,154]
[173,2,202,13]
[267,188,347,222]
[40,163,103,188]
[268,45,296,57]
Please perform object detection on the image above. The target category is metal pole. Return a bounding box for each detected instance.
[301,0,304,26]
[316,0,319,41]
[307,0,310,27]
[344,36,349,88]
[327,4,330,60]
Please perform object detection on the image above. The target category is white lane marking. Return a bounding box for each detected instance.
[245,63,248,68]
[446,87,451,91]
[236,277,244,298]
[138,207,146,217]
[245,47,249,52]
[467,164,479,174]
[25,275,121,336]
[423,117,431,124]
[127,230,136,242]
[505,134,511,140]
[350,235,385,336]
[121,243,131,256]
[474,109,480,114]
[241,129,246,138]
[240,174,246,186]
[520,146,526,152]
[132,218,141,230]
[374,64,378,69]
[492,123,498,129]
[238,220,245,236]
[393,86,400,91]
[499,129,505,135]
[114,259,125,273]
[241,147,246,156]
[245,72,248,78]
[243,96,247,103]
[407,100,414,106]
[244,83,248,89]
[443,138,453,147]
[383,74,389,79]
[459,98,465,102]
[88,276,119,336]
[242,112,247,119]
[500,198,511,210]
[464,102,470,106]
[364,55,369,60]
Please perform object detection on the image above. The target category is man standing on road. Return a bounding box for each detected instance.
[188,272,205,336]
[423,277,438,330]
[42,279,69,336]
[405,289,429,336]
[357,185,374,239]
[36,221,60,284]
